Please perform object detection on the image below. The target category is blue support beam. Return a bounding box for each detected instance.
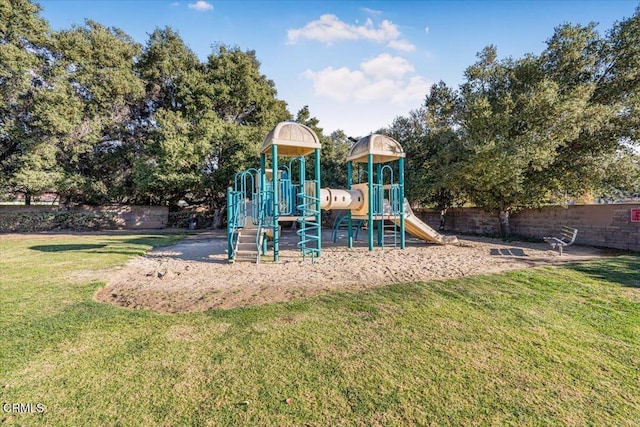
[260,153,267,255]
[227,187,233,261]
[347,161,353,248]
[298,155,306,254]
[367,154,374,251]
[272,144,279,261]
[399,157,406,249]
[315,148,322,255]
[377,163,383,247]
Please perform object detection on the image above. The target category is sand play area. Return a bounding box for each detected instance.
[94,230,612,313]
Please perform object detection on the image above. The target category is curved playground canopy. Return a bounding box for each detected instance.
[347,134,405,164]
[261,121,321,156]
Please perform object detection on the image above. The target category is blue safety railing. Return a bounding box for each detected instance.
[381,165,401,215]
[227,188,244,261]
[372,183,384,215]
[369,164,402,248]
[278,158,306,217]
[254,187,267,262]
[262,182,274,220]
[234,168,258,196]
[290,184,300,215]
[331,210,364,242]
[390,184,401,213]
[227,167,267,262]
[279,177,294,215]
[234,168,259,225]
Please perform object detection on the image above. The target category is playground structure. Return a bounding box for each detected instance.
[227,122,456,263]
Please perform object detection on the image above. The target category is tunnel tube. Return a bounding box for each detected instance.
[319,188,365,210]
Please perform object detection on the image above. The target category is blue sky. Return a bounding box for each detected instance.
[38,0,638,137]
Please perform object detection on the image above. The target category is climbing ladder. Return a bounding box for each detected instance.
[381,183,401,248]
[296,179,320,261]
[382,218,398,248]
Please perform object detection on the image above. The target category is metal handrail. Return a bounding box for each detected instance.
[331,211,364,243]
[226,188,244,261]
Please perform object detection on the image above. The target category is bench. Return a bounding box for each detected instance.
[544,226,578,255]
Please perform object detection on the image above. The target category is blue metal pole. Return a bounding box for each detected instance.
[315,148,321,256]
[260,154,266,195]
[377,163,383,247]
[347,161,353,248]
[367,154,373,251]
[227,187,233,261]
[298,155,306,255]
[399,157,406,249]
[272,144,279,261]
[260,154,267,255]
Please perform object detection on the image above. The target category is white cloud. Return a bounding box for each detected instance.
[303,67,367,102]
[360,53,414,80]
[362,7,383,15]
[425,26,430,34]
[287,14,414,52]
[170,2,180,6]
[188,1,213,11]
[387,39,416,52]
[391,75,431,105]
[303,54,430,106]
[356,78,397,102]
[361,19,400,42]
[288,15,357,44]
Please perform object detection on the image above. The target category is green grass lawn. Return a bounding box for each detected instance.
[1,234,639,426]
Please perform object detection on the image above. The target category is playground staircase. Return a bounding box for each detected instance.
[231,199,263,264]
[233,220,262,263]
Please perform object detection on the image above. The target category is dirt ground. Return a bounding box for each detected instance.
[91,229,614,313]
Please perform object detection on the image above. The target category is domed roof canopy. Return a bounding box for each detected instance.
[347,134,405,164]
[261,121,321,156]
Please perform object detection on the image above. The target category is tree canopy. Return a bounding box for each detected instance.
[385,7,640,233]
[1,0,638,230]
[0,1,293,208]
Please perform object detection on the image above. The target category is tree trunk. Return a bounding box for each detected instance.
[439,208,447,231]
[213,209,222,229]
[25,193,31,206]
[499,209,511,236]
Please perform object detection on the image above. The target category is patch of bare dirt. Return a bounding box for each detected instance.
[93,230,614,313]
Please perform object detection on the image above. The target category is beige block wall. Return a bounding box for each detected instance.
[71,205,169,229]
[0,205,168,230]
[415,204,640,252]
